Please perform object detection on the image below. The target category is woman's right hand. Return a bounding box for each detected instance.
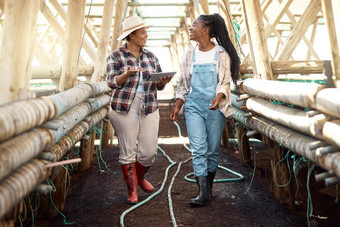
[170,99,184,121]
[126,66,142,76]
[116,66,142,86]
[170,107,180,121]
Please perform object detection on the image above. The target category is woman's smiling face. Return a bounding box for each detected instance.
[130,27,149,47]
[189,18,206,41]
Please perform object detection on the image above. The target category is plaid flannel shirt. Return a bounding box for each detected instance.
[176,43,233,118]
[106,43,162,116]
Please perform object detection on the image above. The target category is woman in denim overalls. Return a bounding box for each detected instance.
[170,14,240,206]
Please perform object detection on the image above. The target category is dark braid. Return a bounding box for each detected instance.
[198,14,240,85]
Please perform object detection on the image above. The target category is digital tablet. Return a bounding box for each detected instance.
[148,71,177,81]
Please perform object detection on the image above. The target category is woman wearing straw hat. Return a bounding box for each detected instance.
[170,13,240,206]
[106,15,172,204]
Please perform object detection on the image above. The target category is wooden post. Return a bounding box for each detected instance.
[111,0,128,51]
[0,201,23,227]
[79,131,95,172]
[58,0,86,91]
[264,136,294,209]
[101,118,114,151]
[240,0,258,76]
[236,123,251,166]
[91,0,115,82]
[199,0,209,14]
[0,0,41,105]
[218,0,236,47]
[321,0,340,87]
[242,0,273,80]
[49,167,68,218]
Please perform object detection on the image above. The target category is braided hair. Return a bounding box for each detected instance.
[198,13,240,85]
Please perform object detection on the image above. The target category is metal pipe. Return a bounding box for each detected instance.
[322,120,340,147]
[0,159,49,218]
[0,97,56,142]
[244,115,325,165]
[45,107,108,161]
[231,93,245,109]
[315,171,334,182]
[0,128,54,181]
[246,97,330,139]
[325,176,340,187]
[0,82,111,143]
[315,88,340,119]
[240,78,324,108]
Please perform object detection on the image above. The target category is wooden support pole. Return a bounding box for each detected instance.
[59,0,86,91]
[306,19,318,60]
[321,0,340,87]
[199,0,210,14]
[49,167,68,218]
[242,0,273,80]
[91,0,115,82]
[265,138,294,210]
[240,0,258,76]
[236,123,251,166]
[218,0,236,47]
[79,131,96,172]
[101,119,114,151]
[111,0,128,51]
[0,0,41,105]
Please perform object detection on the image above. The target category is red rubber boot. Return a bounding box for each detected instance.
[135,161,154,192]
[121,163,138,204]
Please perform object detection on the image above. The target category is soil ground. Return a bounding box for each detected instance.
[35,100,340,227]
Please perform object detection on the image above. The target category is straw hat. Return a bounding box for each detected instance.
[117,15,151,41]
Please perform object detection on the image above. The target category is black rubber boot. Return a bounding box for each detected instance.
[190,176,211,206]
[207,171,216,197]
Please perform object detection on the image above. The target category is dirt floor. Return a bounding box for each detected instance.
[35,100,340,227]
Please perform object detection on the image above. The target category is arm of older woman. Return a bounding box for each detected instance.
[115,66,142,86]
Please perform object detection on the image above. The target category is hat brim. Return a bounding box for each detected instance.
[117,24,152,41]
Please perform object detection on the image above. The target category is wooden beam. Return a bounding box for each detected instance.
[242,0,273,80]
[59,0,86,91]
[264,0,293,38]
[91,0,115,82]
[50,0,99,45]
[111,0,128,51]
[321,0,340,86]
[277,0,321,60]
[240,60,324,75]
[46,0,96,62]
[306,19,318,60]
[199,0,210,14]
[34,38,57,65]
[0,0,41,105]
[241,0,257,75]
[218,0,236,47]
[31,65,94,79]
[277,0,320,60]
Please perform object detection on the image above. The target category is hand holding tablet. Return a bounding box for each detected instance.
[148,71,177,81]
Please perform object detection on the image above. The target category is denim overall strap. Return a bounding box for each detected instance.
[189,49,218,99]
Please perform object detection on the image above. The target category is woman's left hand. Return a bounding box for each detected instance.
[157,76,173,89]
[209,93,225,110]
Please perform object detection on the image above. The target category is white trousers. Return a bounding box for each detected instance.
[108,92,159,166]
